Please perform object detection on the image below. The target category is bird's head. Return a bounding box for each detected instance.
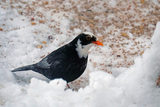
[73,32,103,58]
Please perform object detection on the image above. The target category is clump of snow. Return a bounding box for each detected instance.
[1,21,160,107]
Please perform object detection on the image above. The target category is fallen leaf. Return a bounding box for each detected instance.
[42,41,47,44]
[44,1,48,5]
[88,19,94,23]
[36,45,43,49]
[117,55,121,57]
[140,51,144,55]
[121,32,129,38]
[31,22,37,25]
[142,18,145,21]
[48,36,53,40]
[40,55,45,58]
[157,75,160,86]
[31,18,34,21]
[80,16,87,21]
[0,28,3,31]
[109,44,114,48]
[141,0,145,4]
[135,30,140,34]
[39,20,45,23]
[90,24,94,27]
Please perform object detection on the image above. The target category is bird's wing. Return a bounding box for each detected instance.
[36,46,67,69]
[36,56,51,69]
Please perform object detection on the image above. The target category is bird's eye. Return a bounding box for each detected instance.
[86,35,91,40]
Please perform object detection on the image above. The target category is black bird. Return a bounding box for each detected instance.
[12,32,103,83]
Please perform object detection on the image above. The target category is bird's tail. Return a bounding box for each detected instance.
[12,64,35,72]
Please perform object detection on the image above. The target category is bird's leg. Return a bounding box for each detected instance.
[67,83,70,88]
[64,83,70,91]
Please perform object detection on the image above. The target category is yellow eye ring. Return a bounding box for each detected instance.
[86,36,91,40]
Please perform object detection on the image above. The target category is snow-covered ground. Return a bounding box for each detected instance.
[0,0,160,107]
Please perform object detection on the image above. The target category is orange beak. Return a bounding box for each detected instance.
[92,41,103,46]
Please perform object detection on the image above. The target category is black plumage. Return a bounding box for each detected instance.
[12,32,103,83]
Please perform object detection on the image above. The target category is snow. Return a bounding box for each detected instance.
[0,0,160,107]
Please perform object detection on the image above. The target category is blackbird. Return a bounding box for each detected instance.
[12,32,103,83]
